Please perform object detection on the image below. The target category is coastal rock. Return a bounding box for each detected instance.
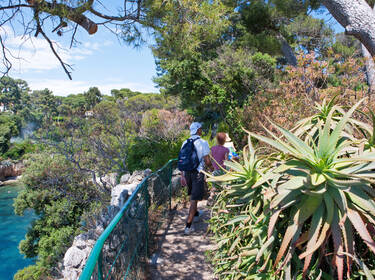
[64,247,86,268]
[110,184,129,207]
[128,170,144,184]
[144,168,152,177]
[120,173,130,184]
[62,269,79,280]
[123,183,138,195]
[97,173,117,187]
[0,161,23,181]
[58,168,166,279]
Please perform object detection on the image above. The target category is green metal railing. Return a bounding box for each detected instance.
[79,159,178,280]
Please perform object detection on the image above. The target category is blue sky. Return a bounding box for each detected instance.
[3,13,158,96]
[2,4,344,97]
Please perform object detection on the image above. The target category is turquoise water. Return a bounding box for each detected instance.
[0,184,36,280]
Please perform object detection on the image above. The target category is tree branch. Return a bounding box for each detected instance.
[36,18,73,80]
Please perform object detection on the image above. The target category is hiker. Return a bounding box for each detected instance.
[224,133,239,161]
[211,132,230,173]
[178,122,213,235]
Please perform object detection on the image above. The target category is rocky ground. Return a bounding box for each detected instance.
[149,201,216,280]
[0,161,23,185]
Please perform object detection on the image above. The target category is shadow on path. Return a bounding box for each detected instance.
[149,201,215,280]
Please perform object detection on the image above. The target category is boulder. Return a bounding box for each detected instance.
[0,161,23,181]
[172,169,181,176]
[120,173,130,184]
[74,238,87,250]
[62,269,79,280]
[111,184,129,207]
[128,170,144,184]
[97,173,117,187]
[64,247,86,268]
[123,183,138,195]
[144,168,152,177]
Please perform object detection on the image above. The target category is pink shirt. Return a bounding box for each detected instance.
[211,145,230,170]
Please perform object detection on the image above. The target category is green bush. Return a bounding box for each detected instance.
[13,263,48,280]
[126,137,183,172]
[208,99,375,279]
[3,140,35,160]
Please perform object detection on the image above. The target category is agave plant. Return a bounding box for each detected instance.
[248,98,375,279]
[292,97,367,143]
[205,136,281,279]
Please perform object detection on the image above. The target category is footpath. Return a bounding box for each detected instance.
[149,201,216,280]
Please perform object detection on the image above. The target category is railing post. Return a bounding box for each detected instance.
[145,182,149,258]
[168,162,173,212]
[98,251,103,280]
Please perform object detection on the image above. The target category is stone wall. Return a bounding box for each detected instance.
[0,161,23,181]
[59,169,182,280]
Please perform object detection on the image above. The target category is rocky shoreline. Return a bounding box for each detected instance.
[0,161,23,186]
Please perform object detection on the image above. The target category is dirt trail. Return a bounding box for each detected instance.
[149,201,216,280]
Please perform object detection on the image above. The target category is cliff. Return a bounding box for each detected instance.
[0,161,23,182]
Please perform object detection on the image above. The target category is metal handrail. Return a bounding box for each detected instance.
[79,159,177,280]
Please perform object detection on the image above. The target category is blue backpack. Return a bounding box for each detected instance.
[178,138,200,171]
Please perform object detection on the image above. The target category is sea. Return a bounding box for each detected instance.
[0,184,36,280]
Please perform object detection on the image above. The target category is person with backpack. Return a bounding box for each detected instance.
[178,122,213,235]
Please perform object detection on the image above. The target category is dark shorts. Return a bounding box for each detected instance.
[185,170,204,201]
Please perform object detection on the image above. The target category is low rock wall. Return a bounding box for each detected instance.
[0,161,23,181]
[59,169,182,280]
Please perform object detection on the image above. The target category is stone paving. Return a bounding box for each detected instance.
[149,201,216,280]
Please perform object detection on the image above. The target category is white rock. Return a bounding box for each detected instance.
[111,184,129,207]
[144,169,152,177]
[64,247,86,268]
[95,225,105,236]
[123,183,138,195]
[120,173,130,184]
[74,239,87,250]
[97,173,118,187]
[62,269,79,280]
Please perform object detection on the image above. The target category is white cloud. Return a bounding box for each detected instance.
[0,26,111,74]
[27,78,159,96]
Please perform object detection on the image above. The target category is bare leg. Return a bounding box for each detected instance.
[187,200,198,224]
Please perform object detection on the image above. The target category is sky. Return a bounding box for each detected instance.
[2,13,159,96]
[1,4,344,97]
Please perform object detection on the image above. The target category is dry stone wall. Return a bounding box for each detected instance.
[59,168,182,280]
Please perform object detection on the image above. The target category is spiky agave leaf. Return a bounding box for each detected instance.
[292,97,364,144]
[207,135,277,279]
[249,98,375,279]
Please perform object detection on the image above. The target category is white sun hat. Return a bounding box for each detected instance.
[190,122,202,136]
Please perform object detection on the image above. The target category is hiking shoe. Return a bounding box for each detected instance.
[193,210,203,223]
[184,226,195,235]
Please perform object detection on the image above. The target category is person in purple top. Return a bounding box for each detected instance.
[211,132,230,172]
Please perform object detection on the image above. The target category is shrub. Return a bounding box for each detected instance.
[209,99,375,279]
[3,140,35,160]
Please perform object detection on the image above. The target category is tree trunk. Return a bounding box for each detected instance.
[278,34,297,66]
[361,4,375,93]
[362,40,375,92]
[322,0,375,56]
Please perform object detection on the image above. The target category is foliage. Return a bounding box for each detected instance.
[209,99,375,279]
[242,51,368,140]
[14,152,103,277]
[126,137,183,172]
[110,88,144,100]
[13,263,48,280]
[0,113,21,154]
[3,140,36,160]
[84,87,102,110]
[141,109,191,142]
[128,109,191,171]
[205,136,277,278]
[0,77,29,114]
